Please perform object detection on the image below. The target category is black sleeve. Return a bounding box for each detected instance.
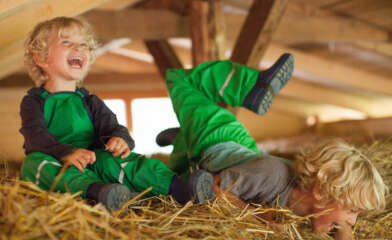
[19,94,75,161]
[87,95,135,150]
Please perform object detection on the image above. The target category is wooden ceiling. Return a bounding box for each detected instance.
[0,0,392,125]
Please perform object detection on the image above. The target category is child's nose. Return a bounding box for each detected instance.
[72,43,83,50]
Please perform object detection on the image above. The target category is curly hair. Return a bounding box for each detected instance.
[24,16,99,87]
[293,139,388,211]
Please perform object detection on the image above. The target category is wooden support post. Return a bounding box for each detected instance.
[191,0,225,66]
[230,0,288,67]
[144,40,183,79]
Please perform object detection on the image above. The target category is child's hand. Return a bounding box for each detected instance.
[333,222,355,240]
[62,149,96,172]
[105,137,131,159]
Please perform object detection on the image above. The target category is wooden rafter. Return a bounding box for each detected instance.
[94,52,157,73]
[230,0,288,67]
[83,9,188,40]
[225,1,390,44]
[271,96,365,122]
[0,0,46,20]
[144,40,183,78]
[190,0,225,66]
[265,44,392,95]
[96,0,142,10]
[83,6,390,44]
[280,78,392,117]
[0,42,24,79]
[0,0,109,49]
[0,72,165,90]
[2,5,391,79]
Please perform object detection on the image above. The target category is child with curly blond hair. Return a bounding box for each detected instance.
[156,57,388,239]
[20,16,214,211]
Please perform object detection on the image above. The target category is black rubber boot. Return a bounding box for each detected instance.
[187,170,214,204]
[243,53,294,115]
[89,183,139,211]
[156,127,181,147]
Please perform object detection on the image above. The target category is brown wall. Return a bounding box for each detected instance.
[0,88,27,162]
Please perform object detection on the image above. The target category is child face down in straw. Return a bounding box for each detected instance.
[158,56,388,239]
[20,17,214,212]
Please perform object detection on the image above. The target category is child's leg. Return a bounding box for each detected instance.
[91,150,214,203]
[22,152,141,211]
[21,152,102,197]
[166,55,293,173]
[91,150,175,197]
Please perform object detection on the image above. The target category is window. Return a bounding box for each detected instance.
[103,99,127,127]
[131,98,179,155]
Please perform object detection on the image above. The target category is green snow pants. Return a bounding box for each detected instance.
[21,150,174,198]
[166,60,262,174]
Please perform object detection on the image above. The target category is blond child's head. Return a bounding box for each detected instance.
[293,139,388,212]
[24,16,99,87]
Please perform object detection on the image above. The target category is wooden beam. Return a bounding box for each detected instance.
[280,78,392,117]
[83,9,188,40]
[95,38,131,57]
[230,0,288,67]
[279,2,391,44]
[191,0,225,66]
[0,72,165,91]
[83,6,390,44]
[0,41,24,79]
[93,52,157,73]
[2,5,390,79]
[271,95,365,122]
[355,41,392,57]
[0,0,46,20]
[256,133,371,155]
[256,117,392,155]
[95,0,141,10]
[144,40,183,78]
[85,73,166,91]
[0,0,110,49]
[225,0,390,44]
[317,117,392,139]
[264,44,392,95]
[258,117,392,154]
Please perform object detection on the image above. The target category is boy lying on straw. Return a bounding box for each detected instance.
[156,55,388,240]
[19,17,214,212]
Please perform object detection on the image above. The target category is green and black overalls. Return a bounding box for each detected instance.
[20,87,175,197]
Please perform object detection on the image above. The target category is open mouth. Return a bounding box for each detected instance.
[67,56,84,69]
[328,222,338,234]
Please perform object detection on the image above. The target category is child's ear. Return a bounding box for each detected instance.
[312,185,323,201]
[33,53,48,68]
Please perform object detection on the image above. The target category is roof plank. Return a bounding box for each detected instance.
[191,0,225,65]
[0,0,46,20]
[230,0,288,67]
[144,40,183,78]
[96,0,141,10]
[0,0,110,49]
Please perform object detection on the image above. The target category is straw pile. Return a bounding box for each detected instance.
[1,141,391,240]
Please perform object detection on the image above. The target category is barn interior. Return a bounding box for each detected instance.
[0,0,392,239]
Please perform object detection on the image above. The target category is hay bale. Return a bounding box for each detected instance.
[0,140,391,239]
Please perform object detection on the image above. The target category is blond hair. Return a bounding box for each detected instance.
[24,16,99,87]
[293,139,388,211]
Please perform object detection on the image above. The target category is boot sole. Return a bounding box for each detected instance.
[257,54,294,115]
[190,170,214,204]
[105,185,133,211]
